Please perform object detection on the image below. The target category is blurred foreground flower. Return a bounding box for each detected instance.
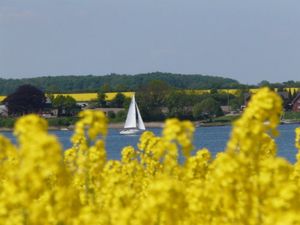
[0,88,299,225]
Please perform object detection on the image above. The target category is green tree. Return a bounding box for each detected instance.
[99,83,111,93]
[107,111,116,119]
[165,91,194,119]
[116,110,126,121]
[110,93,126,108]
[97,83,111,108]
[192,97,223,120]
[210,88,218,94]
[258,80,271,87]
[136,80,172,121]
[3,84,46,116]
[51,95,79,116]
[97,93,107,108]
[229,99,240,111]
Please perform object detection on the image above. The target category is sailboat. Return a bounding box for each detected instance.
[120,95,146,135]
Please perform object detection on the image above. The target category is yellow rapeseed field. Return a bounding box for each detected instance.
[285,87,300,94]
[182,88,300,96]
[53,92,134,101]
[1,88,300,103]
[53,93,98,101]
[0,87,300,224]
[0,92,135,103]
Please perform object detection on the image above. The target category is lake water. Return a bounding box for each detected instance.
[1,124,299,163]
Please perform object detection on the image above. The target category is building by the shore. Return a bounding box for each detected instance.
[291,93,300,112]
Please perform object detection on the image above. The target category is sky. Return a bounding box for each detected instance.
[0,0,299,85]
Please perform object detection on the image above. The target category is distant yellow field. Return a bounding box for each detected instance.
[106,92,134,100]
[52,93,98,102]
[187,89,259,95]
[184,90,210,94]
[1,88,300,103]
[284,87,300,94]
[0,92,135,103]
[217,89,240,95]
[52,92,134,102]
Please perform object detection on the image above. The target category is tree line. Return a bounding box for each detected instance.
[2,80,299,122]
[0,72,242,95]
[1,73,299,96]
[134,80,245,121]
[2,82,244,123]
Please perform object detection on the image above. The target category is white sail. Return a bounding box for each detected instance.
[136,104,145,130]
[124,95,137,128]
[121,94,146,134]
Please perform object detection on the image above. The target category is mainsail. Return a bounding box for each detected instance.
[123,95,145,130]
[124,95,137,129]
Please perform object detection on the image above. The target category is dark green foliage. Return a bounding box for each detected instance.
[210,88,218,94]
[0,72,242,95]
[97,93,107,108]
[107,111,116,119]
[122,97,131,110]
[135,80,171,121]
[229,99,241,111]
[235,89,249,106]
[283,112,300,120]
[257,80,298,89]
[110,93,126,108]
[0,118,16,128]
[47,117,78,127]
[134,80,237,121]
[99,83,111,93]
[258,80,271,87]
[116,110,126,120]
[165,91,235,120]
[192,103,203,120]
[3,84,46,116]
[210,93,235,105]
[192,98,223,120]
[165,91,194,120]
[51,95,80,116]
[1,74,300,96]
[109,110,127,122]
[212,115,240,123]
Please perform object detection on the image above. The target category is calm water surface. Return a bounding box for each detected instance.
[1,124,299,163]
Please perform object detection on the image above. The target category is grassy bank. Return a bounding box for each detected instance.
[0,117,79,129]
[283,112,300,120]
[0,118,16,128]
[212,115,240,123]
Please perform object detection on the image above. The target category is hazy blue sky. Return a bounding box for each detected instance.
[0,0,299,84]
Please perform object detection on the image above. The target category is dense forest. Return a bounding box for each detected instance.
[0,72,243,95]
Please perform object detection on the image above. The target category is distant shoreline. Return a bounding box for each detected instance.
[0,121,300,132]
[1,120,299,132]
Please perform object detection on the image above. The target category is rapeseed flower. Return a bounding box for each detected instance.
[0,88,299,224]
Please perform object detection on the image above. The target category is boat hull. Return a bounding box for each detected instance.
[281,119,296,124]
[120,129,141,135]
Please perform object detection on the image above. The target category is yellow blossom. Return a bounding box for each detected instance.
[0,88,300,225]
